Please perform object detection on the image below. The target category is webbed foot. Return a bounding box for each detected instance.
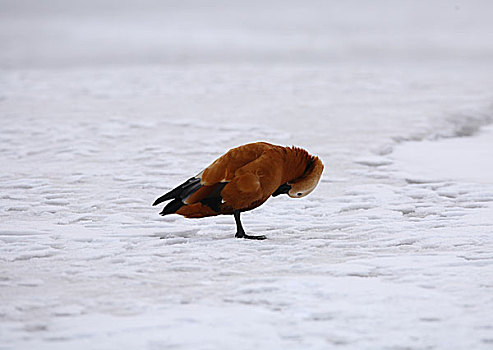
[235,232,267,240]
[233,210,267,240]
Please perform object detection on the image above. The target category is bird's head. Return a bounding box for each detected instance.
[287,156,324,198]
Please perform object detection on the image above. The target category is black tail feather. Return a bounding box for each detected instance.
[199,182,227,212]
[159,198,184,216]
[179,180,202,200]
[153,177,202,206]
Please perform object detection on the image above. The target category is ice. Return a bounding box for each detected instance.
[2,0,493,349]
[392,125,493,184]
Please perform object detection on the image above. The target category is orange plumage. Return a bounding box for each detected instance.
[153,142,323,239]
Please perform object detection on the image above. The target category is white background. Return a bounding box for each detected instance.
[1,1,493,349]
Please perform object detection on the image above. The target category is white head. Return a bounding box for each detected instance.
[288,157,324,198]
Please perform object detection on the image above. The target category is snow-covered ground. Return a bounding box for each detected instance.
[1,1,493,349]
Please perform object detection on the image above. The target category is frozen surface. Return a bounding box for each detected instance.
[1,1,493,349]
[392,125,493,184]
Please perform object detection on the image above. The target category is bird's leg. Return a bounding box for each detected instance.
[233,210,246,238]
[233,210,266,240]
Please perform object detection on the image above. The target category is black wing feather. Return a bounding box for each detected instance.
[152,177,202,206]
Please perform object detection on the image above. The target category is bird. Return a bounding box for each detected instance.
[153,142,324,240]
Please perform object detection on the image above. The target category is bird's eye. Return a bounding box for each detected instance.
[297,192,302,196]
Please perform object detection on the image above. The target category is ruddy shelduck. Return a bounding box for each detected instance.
[153,142,323,239]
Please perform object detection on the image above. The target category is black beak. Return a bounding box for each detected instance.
[272,183,291,197]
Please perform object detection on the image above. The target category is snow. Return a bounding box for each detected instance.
[392,125,493,184]
[1,0,493,349]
